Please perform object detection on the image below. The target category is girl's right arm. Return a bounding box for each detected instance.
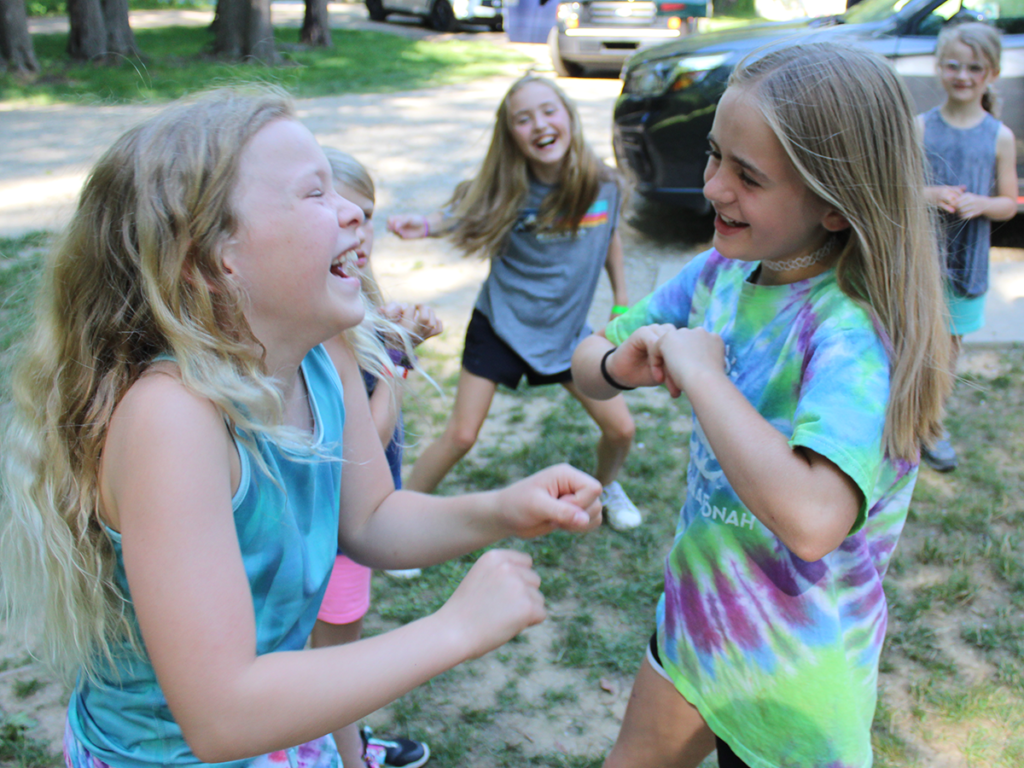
[101,374,550,763]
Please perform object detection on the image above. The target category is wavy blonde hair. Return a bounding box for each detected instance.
[730,43,952,460]
[936,21,1002,115]
[448,74,617,258]
[0,88,386,681]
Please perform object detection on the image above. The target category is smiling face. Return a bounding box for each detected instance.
[336,183,375,271]
[703,86,846,282]
[222,119,366,358]
[937,39,998,108]
[507,81,573,184]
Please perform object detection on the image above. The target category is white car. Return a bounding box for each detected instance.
[366,0,504,32]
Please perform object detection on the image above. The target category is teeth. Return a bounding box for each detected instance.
[537,136,556,148]
[719,213,743,227]
[331,250,358,271]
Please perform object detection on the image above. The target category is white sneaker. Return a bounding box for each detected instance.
[384,568,422,579]
[600,481,642,531]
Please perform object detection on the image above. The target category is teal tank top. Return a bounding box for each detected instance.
[67,345,345,767]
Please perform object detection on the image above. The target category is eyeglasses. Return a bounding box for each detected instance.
[940,59,988,77]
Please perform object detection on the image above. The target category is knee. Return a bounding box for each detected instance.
[446,421,482,455]
[602,411,636,447]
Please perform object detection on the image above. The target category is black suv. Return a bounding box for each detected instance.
[614,0,1024,209]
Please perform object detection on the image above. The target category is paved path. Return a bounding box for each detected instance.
[4,6,1023,344]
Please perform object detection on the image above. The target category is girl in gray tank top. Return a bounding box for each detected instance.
[918,22,1018,472]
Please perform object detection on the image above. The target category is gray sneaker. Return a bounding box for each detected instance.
[600,481,642,531]
[921,434,958,472]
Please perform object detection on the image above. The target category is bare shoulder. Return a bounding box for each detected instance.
[100,364,236,530]
[997,123,1017,155]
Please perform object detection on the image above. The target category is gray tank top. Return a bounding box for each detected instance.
[921,107,1001,297]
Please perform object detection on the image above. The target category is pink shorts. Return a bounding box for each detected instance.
[317,555,372,624]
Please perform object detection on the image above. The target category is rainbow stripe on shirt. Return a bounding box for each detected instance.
[579,200,609,228]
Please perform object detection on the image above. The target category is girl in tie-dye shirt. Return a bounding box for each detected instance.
[573,44,952,768]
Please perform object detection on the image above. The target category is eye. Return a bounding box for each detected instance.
[739,172,760,188]
[705,148,721,162]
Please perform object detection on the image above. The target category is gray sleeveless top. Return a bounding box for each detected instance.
[921,107,1001,297]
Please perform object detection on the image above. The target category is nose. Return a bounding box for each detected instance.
[702,162,731,205]
[335,191,364,229]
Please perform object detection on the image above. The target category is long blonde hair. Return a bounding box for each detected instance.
[0,89,382,680]
[730,44,951,460]
[448,75,617,258]
[936,21,1002,115]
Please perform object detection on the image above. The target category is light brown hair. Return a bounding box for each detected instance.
[448,74,617,258]
[730,43,952,460]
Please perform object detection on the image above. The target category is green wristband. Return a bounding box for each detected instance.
[611,305,629,316]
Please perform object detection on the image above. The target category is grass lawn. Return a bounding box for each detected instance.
[0,25,533,105]
[1,230,1022,766]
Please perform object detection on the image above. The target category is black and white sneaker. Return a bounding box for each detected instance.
[361,727,430,768]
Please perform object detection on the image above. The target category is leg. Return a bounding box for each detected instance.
[562,381,635,486]
[310,619,365,768]
[405,368,498,493]
[604,656,716,768]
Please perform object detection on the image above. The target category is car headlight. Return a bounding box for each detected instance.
[625,53,728,97]
[557,2,580,23]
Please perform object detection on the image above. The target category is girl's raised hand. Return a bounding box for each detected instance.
[383,302,443,346]
[496,464,603,537]
[654,327,727,399]
[387,214,430,240]
[439,549,545,660]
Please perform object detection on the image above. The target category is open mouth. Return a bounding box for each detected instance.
[330,250,359,278]
[717,212,748,228]
[535,135,558,149]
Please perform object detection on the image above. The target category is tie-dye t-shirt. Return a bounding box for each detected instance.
[606,250,917,768]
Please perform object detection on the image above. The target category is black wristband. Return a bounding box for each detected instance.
[600,347,635,391]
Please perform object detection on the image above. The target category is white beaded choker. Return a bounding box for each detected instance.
[761,237,838,272]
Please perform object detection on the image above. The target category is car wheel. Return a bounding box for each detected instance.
[430,0,458,31]
[366,0,388,20]
[547,26,584,77]
[489,16,503,31]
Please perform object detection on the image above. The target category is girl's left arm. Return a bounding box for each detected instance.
[323,337,603,569]
[957,125,1018,221]
[604,230,629,318]
[651,328,861,562]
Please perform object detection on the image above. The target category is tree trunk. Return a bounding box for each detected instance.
[213,0,245,57]
[300,0,331,47]
[67,0,107,61]
[101,0,138,57]
[0,0,39,75]
[245,0,277,62]
[213,0,278,62]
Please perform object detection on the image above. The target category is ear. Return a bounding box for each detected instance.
[218,236,241,277]
[822,209,850,233]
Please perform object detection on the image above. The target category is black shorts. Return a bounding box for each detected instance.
[462,309,573,390]
[647,634,751,768]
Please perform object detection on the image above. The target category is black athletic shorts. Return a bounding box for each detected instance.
[647,634,751,768]
[462,309,573,390]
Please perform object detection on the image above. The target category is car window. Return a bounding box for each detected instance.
[843,0,914,24]
[962,0,1024,31]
